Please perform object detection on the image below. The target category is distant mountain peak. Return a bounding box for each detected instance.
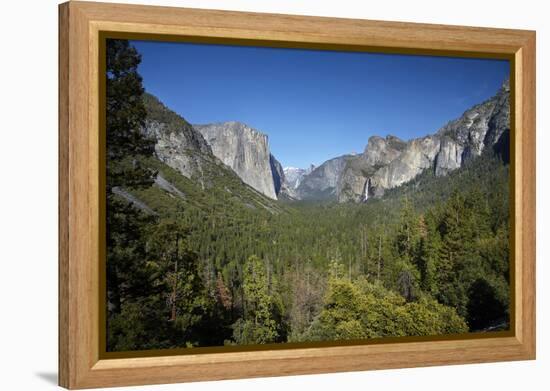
[283,167,308,190]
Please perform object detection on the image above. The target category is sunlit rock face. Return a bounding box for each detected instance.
[434,137,464,177]
[336,135,407,202]
[364,135,407,166]
[194,121,279,199]
[141,93,214,182]
[334,79,510,202]
[370,135,441,191]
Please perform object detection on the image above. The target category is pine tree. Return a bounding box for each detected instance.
[106,39,155,191]
[395,197,420,261]
[232,255,278,344]
[417,212,445,295]
[106,39,158,348]
[391,197,421,300]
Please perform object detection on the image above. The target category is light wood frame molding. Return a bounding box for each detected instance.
[59,1,536,389]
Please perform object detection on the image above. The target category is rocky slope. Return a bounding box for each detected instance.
[335,79,510,202]
[141,93,214,184]
[194,122,281,200]
[295,155,354,200]
[336,136,408,202]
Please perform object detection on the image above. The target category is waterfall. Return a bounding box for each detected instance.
[363,178,370,202]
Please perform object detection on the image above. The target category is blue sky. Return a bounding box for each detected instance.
[131,40,509,168]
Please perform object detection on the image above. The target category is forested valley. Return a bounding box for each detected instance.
[106,40,510,352]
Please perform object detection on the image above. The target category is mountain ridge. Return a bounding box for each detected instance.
[141,79,509,205]
[336,79,510,202]
[263,79,509,203]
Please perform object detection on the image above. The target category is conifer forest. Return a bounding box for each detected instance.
[106,39,511,352]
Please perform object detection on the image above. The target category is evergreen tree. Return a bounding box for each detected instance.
[106,39,159,350]
[106,39,155,191]
[299,274,467,342]
[417,212,445,296]
[391,198,421,301]
[395,197,420,261]
[232,255,279,344]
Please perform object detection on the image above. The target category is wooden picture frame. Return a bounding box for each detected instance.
[59,1,536,389]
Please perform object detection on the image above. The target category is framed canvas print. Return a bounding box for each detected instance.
[58,1,536,389]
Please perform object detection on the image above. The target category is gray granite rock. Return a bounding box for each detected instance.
[337,135,407,202]
[371,135,441,190]
[334,79,510,202]
[194,121,278,199]
[112,186,157,215]
[364,135,407,166]
[296,155,352,200]
[434,136,463,177]
[141,93,213,184]
[154,174,186,199]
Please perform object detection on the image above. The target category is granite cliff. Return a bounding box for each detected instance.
[295,155,354,200]
[335,79,510,202]
[194,122,283,200]
[141,93,213,184]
